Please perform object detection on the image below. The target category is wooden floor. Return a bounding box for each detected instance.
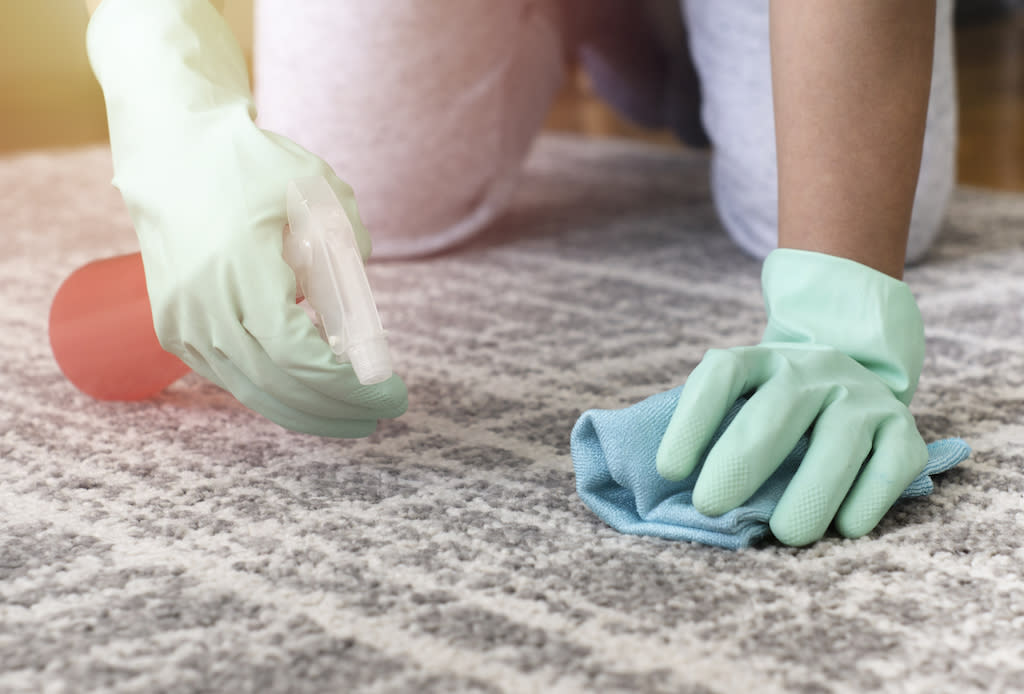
[546,10,1024,193]
[954,10,1024,191]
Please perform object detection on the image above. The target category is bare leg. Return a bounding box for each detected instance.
[578,0,708,147]
[254,0,573,258]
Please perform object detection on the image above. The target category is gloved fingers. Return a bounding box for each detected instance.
[691,361,828,516]
[177,346,225,391]
[177,343,379,436]
[768,402,876,546]
[211,325,407,422]
[247,301,408,416]
[656,348,754,482]
[201,346,381,438]
[231,254,407,418]
[835,414,929,538]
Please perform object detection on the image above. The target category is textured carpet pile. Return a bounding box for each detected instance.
[2,136,1023,693]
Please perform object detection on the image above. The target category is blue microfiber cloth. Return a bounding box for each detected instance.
[571,386,970,549]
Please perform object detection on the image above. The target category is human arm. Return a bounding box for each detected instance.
[771,0,936,278]
[656,1,938,545]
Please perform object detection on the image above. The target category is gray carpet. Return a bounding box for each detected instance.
[2,135,1023,693]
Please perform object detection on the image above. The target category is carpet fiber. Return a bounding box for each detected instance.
[2,136,1023,693]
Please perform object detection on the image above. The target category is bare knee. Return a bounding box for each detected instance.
[255,0,571,257]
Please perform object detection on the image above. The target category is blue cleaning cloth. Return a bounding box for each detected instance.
[571,386,970,549]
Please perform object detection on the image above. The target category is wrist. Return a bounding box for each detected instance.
[87,0,251,116]
[777,239,907,281]
[760,249,924,404]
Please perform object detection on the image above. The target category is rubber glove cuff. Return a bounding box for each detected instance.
[761,249,925,405]
[88,0,252,118]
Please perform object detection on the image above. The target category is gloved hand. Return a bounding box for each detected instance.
[87,0,407,437]
[656,249,928,546]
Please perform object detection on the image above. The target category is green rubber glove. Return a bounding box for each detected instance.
[87,0,407,437]
[656,249,928,546]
